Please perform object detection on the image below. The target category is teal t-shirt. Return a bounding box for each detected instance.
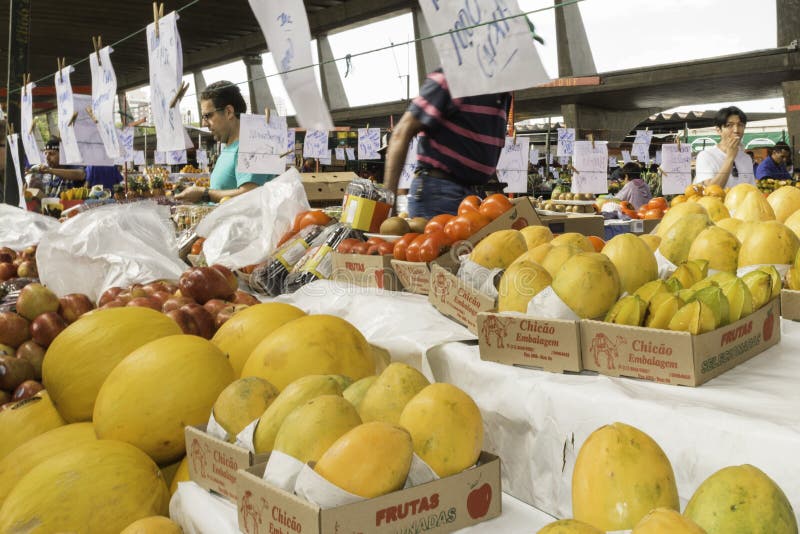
[210,140,274,190]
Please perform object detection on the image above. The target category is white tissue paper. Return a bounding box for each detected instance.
[457,257,502,299]
[528,286,580,321]
[262,450,306,492]
[653,248,677,279]
[294,463,365,509]
[404,453,440,488]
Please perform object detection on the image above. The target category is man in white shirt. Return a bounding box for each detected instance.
[693,106,755,187]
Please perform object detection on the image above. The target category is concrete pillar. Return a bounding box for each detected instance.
[777,0,800,47]
[243,54,276,114]
[561,103,658,148]
[193,71,207,121]
[554,0,596,77]
[782,81,800,160]
[317,36,349,111]
[412,8,440,86]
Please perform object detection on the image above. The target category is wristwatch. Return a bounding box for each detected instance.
[201,188,210,203]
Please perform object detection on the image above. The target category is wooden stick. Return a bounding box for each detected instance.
[153,2,160,38]
[169,82,189,109]
[67,111,79,127]
[264,107,270,123]
[8,123,14,135]
[85,106,98,124]
[92,36,102,66]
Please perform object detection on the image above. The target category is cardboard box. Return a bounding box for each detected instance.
[392,197,543,295]
[477,312,583,373]
[580,297,781,386]
[428,264,496,334]
[331,252,401,291]
[540,212,605,237]
[237,452,502,534]
[185,425,268,502]
[341,194,393,232]
[781,288,800,320]
[301,172,356,202]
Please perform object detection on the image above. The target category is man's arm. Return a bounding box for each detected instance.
[174,182,258,203]
[383,111,424,196]
[47,166,86,182]
[697,136,738,187]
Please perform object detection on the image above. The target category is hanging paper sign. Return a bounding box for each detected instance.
[632,130,653,162]
[20,83,41,166]
[529,147,540,164]
[418,0,550,98]
[547,153,553,164]
[557,128,575,157]
[345,147,356,160]
[571,140,609,194]
[7,134,25,209]
[655,150,662,165]
[621,150,632,163]
[319,150,332,166]
[54,65,82,163]
[608,156,618,168]
[168,150,187,165]
[357,128,381,160]
[71,94,115,166]
[133,151,146,165]
[146,11,185,151]
[660,144,692,195]
[237,112,288,174]
[248,0,333,130]
[335,147,345,160]
[197,149,209,167]
[398,137,419,189]
[287,128,295,153]
[154,151,167,164]
[117,127,134,162]
[89,47,120,158]
[496,136,530,193]
[558,156,570,166]
[538,167,545,178]
[302,130,329,159]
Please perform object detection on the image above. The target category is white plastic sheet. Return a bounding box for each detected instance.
[0,205,60,250]
[36,202,186,301]
[196,168,310,269]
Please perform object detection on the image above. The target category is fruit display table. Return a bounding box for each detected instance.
[169,481,557,533]
[422,319,800,523]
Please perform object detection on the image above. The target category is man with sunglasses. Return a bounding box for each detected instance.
[176,81,273,203]
[694,106,755,187]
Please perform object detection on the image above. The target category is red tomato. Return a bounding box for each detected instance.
[366,244,381,255]
[444,216,473,242]
[366,236,385,246]
[350,242,371,255]
[478,194,513,220]
[405,234,428,262]
[425,214,456,234]
[418,231,449,262]
[392,232,421,261]
[461,211,492,233]
[292,210,332,233]
[336,238,361,254]
[458,195,482,215]
[377,241,395,256]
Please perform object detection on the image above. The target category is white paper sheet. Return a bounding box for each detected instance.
[117,127,134,162]
[133,150,146,165]
[302,129,329,159]
[20,83,41,166]
[345,147,356,161]
[496,136,530,193]
[398,137,419,189]
[169,150,187,165]
[319,149,332,166]
[655,150,662,165]
[54,65,82,163]
[529,147,540,164]
[621,150,632,163]
[571,140,608,194]
[7,134,25,209]
[89,47,120,158]
[631,129,652,162]
[237,112,288,174]
[660,144,692,195]
[335,147,345,160]
[147,11,185,152]
[248,0,333,130]
[196,149,208,167]
[72,94,116,166]
[154,151,167,164]
[418,0,549,98]
[357,127,380,160]
[556,128,574,157]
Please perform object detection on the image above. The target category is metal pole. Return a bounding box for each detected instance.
[4,0,31,206]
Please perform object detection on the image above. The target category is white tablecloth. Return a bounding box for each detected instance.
[423,319,800,522]
[170,481,556,534]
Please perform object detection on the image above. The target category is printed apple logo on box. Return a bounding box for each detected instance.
[466,482,492,519]
[763,308,775,342]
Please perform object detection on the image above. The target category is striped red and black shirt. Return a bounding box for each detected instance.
[409,69,510,186]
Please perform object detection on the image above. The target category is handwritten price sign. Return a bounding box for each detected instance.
[496,136,530,193]
[89,47,120,158]
[571,140,608,194]
[302,129,329,159]
[146,11,185,151]
[557,128,575,157]
[238,112,288,174]
[357,128,381,160]
[20,83,41,165]
[660,144,692,195]
[55,65,82,164]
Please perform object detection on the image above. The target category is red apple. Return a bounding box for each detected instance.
[128,284,148,299]
[16,340,46,379]
[0,355,35,391]
[466,483,492,519]
[30,311,68,347]
[181,303,215,339]
[202,298,229,318]
[162,281,179,294]
[211,264,239,293]
[231,290,260,306]
[16,260,38,279]
[0,262,17,281]
[12,380,44,402]
[100,299,128,309]
[142,281,169,295]
[148,291,172,308]
[98,286,125,307]
[58,293,95,324]
[16,283,60,321]
[126,297,162,311]
[12,256,23,267]
[165,309,199,336]
[0,247,16,262]
[179,266,235,304]
[162,296,195,313]
[0,311,31,348]
[215,304,249,329]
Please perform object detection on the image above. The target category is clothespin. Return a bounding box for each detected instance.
[21,74,30,95]
[389,115,394,132]
[153,2,164,38]
[127,117,147,128]
[588,132,595,150]
[264,107,271,123]
[279,148,293,158]
[676,135,682,151]
[57,58,64,83]
[169,82,190,109]
[67,111,79,127]
[8,123,14,136]
[85,106,98,124]
[569,164,580,175]
[366,123,370,130]
[92,36,103,66]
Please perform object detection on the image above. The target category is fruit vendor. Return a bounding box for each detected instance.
[615,162,652,209]
[693,106,756,187]
[755,141,792,180]
[24,137,86,198]
[175,81,274,203]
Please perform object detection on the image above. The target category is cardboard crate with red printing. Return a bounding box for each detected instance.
[331,252,401,291]
[780,288,799,320]
[236,452,501,534]
[428,263,496,334]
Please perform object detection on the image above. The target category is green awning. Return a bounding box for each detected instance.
[687,131,788,151]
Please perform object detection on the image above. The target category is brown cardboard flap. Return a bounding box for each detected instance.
[541,213,605,237]
[332,252,400,291]
[238,463,320,534]
[391,260,433,295]
[429,264,496,334]
[781,289,800,320]
[301,171,356,201]
[478,312,582,373]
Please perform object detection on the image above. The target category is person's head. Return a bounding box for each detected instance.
[713,106,747,143]
[621,162,641,182]
[44,137,60,167]
[200,81,247,144]
[769,141,791,165]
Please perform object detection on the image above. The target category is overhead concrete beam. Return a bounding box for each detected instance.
[554,0,596,77]
[243,54,276,114]
[561,103,659,148]
[777,0,800,47]
[317,36,350,111]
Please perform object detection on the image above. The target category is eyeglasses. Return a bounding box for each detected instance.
[201,108,225,122]
[732,162,739,178]
[723,122,745,130]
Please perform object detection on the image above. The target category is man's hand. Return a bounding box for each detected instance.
[175,185,205,203]
[721,135,740,159]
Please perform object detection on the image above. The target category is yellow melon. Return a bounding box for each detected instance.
[572,422,679,530]
[0,391,65,462]
[469,229,528,269]
[398,383,483,477]
[550,232,594,252]
[738,221,800,267]
[724,183,760,215]
[314,421,413,498]
[42,307,181,422]
[520,225,554,249]
[687,226,741,272]
[715,217,744,236]
[541,244,585,278]
[658,213,712,265]
[0,422,95,506]
[342,375,378,413]
[93,335,235,464]
[170,456,190,496]
[601,233,658,294]
[656,202,709,238]
[358,363,430,424]
[241,315,374,390]
[523,243,554,265]
[734,190,775,221]
[212,376,279,441]
[211,302,305,376]
[632,508,706,533]
[552,252,621,319]
[784,209,800,240]
[120,516,183,534]
[639,234,661,253]
[697,196,730,222]
[767,185,800,222]
[498,259,552,312]
[0,439,169,534]
[537,519,604,533]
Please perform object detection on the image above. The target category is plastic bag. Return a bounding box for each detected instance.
[0,204,60,250]
[37,201,186,301]
[196,168,310,269]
